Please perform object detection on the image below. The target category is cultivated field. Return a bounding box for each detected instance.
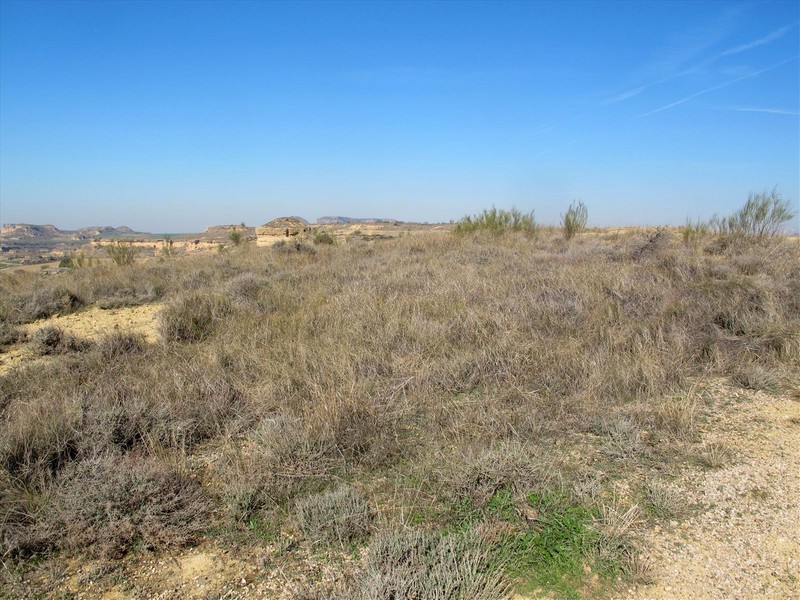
[1,218,798,598]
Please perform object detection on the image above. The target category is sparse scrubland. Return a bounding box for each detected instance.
[1,205,798,598]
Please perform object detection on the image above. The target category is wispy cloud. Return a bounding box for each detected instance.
[636,57,797,118]
[718,106,800,116]
[713,23,796,61]
[605,86,648,104]
[606,22,797,105]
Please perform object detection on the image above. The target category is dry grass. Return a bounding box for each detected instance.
[294,484,374,547]
[1,228,798,595]
[331,528,511,600]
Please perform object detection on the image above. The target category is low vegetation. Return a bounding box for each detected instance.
[105,240,140,266]
[708,188,795,237]
[453,206,537,235]
[562,200,588,239]
[1,199,798,597]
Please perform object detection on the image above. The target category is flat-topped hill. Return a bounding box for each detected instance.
[1,224,143,240]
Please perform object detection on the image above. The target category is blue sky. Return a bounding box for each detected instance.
[1,0,798,232]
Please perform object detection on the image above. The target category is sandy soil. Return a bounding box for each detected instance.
[0,304,161,376]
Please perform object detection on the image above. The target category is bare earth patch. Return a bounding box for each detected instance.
[619,388,800,600]
[0,303,161,375]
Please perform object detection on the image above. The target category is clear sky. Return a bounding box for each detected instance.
[1,0,798,232]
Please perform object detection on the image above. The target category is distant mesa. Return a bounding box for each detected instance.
[316,216,398,225]
[1,223,144,241]
[75,226,141,237]
[1,224,62,239]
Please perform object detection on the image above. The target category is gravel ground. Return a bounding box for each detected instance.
[619,388,800,600]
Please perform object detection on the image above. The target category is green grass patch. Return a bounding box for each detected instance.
[443,489,616,599]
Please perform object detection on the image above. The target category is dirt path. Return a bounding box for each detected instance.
[619,389,800,600]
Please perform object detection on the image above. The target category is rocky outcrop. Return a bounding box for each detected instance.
[256,217,312,246]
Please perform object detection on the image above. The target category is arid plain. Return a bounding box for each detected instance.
[1,211,798,599]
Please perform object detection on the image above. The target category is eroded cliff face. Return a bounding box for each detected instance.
[1,224,63,239]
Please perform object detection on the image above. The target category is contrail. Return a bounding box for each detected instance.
[714,23,796,60]
[723,106,800,116]
[636,57,797,118]
[608,22,797,105]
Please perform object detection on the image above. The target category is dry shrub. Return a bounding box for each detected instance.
[757,327,800,363]
[81,352,247,454]
[1,226,798,589]
[0,467,48,557]
[437,442,547,505]
[95,287,161,309]
[732,363,782,392]
[596,417,650,460]
[642,479,685,519]
[36,455,209,558]
[94,332,147,361]
[0,321,25,350]
[696,440,731,469]
[306,395,409,465]
[273,239,317,254]
[4,286,84,324]
[0,392,83,484]
[1,350,246,488]
[334,528,511,600]
[224,272,266,305]
[159,291,231,342]
[593,503,642,566]
[222,418,337,519]
[649,393,698,441]
[30,325,91,356]
[630,229,672,261]
[294,484,374,547]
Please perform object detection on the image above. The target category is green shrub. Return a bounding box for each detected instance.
[160,236,176,259]
[60,251,93,269]
[681,218,709,246]
[453,207,537,236]
[105,241,140,266]
[709,188,796,237]
[294,484,374,547]
[314,230,336,245]
[561,200,588,239]
[228,223,247,246]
